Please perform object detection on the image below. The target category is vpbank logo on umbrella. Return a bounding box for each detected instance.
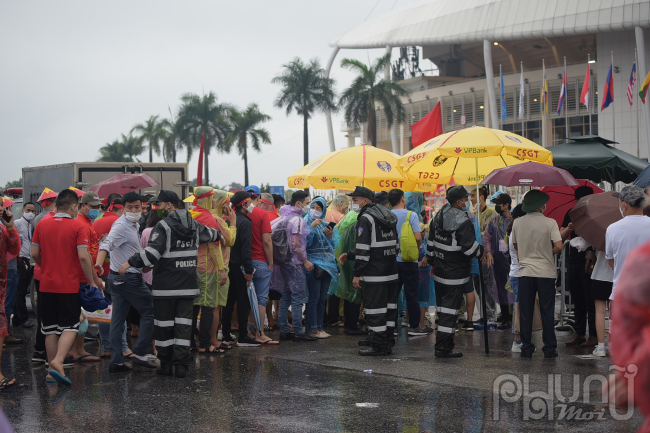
[455,147,488,154]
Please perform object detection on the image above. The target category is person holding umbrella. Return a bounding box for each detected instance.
[512,190,563,358]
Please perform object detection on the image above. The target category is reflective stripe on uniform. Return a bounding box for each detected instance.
[464,242,480,256]
[155,338,191,347]
[174,317,192,325]
[145,246,161,260]
[437,325,454,334]
[360,274,399,283]
[368,325,387,332]
[154,320,174,327]
[365,308,387,315]
[356,244,370,250]
[432,241,462,252]
[386,321,396,327]
[162,250,197,259]
[151,289,200,297]
[433,276,470,285]
[140,250,153,267]
[387,303,397,309]
[356,255,370,261]
[159,220,172,254]
[361,214,398,248]
[174,339,191,346]
[436,306,458,315]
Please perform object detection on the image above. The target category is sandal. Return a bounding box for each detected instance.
[199,346,225,355]
[0,377,16,390]
[75,354,100,362]
[217,343,232,351]
[123,351,134,359]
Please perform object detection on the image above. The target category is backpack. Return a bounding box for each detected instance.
[271,226,293,265]
[400,211,419,262]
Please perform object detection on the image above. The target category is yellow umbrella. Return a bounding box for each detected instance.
[288,144,436,191]
[397,127,553,185]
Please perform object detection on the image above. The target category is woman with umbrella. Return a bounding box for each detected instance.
[304,197,340,339]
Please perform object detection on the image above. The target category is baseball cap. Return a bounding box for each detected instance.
[446,185,472,203]
[375,191,389,206]
[491,193,512,206]
[346,186,374,201]
[613,185,647,206]
[150,190,181,205]
[81,191,102,206]
[245,185,260,197]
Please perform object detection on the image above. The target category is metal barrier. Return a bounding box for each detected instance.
[556,240,574,331]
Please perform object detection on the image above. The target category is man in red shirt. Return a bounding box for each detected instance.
[0,197,21,389]
[32,189,97,385]
[245,185,275,344]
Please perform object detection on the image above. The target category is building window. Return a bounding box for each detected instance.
[552,115,598,145]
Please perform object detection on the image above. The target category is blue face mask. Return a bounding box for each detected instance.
[87,209,100,219]
[462,201,471,212]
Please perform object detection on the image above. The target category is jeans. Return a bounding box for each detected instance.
[519,276,557,356]
[5,269,18,324]
[252,260,272,307]
[509,276,519,335]
[97,287,128,354]
[397,261,420,329]
[279,290,306,335]
[305,273,331,334]
[108,273,154,364]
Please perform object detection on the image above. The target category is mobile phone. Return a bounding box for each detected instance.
[328,221,336,230]
[2,210,10,222]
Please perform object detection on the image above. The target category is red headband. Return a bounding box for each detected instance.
[231,197,250,208]
[193,190,215,206]
[108,203,123,211]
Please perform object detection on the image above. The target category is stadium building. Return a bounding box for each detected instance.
[325,0,650,160]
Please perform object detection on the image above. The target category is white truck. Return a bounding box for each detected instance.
[22,162,190,210]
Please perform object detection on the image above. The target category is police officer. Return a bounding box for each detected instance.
[121,190,221,378]
[339,186,399,356]
[427,185,484,358]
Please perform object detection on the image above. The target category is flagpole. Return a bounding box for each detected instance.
[587,54,593,135]
[542,59,547,147]
[636,48,640,157]
[564,56,568,142]
[499,64,503,131]
[612,51,616,144]
[520,61,524,136]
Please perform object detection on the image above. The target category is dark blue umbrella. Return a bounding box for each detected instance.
[634,164,650,188]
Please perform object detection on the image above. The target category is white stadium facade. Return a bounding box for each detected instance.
[325,0,650,160]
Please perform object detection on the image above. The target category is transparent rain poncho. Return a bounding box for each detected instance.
[325,194,349,224]
[417,241,436,307]
[270,205,310,295]
[405,191,424,223]
[191,187,222,308]
[334,210,362,304]
[304,197,340,293]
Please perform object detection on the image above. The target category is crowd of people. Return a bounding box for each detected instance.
[0,181,648,400]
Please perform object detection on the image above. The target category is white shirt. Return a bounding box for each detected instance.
[508,234,519,277]
[14,217,32,259]
[591,250,613,283]
[605,215,650,297]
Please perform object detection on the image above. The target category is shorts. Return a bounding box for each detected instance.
[269,290,282,301]
[40,292,81,335]
[464,274,477,294]
[590,279,613,301]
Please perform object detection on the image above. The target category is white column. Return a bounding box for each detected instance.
[325,46,340,153]
[483,40,499,129]
[384,45,400,154]
[635,27,650,158]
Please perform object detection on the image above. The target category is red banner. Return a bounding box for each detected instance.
[410,101,443,147]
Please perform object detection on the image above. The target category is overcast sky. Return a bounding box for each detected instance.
[0,0,423,189]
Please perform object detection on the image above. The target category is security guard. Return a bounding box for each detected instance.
[339,186,399,356]
[121,190,221,378]
[427,185,484,358]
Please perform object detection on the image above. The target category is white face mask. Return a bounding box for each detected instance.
[247,203,255,214]
[351,204,361,212]
[541,204,547,213]
[620,205,625,218]
[23,212,35,221]
[125,212,141,223]
[301,204,309,214]
[309,209,321,219]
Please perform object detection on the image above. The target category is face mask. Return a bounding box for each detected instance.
[301,204,309,214]
[462,201,471,212]
[541,205,547,213]
[620,205,625,218]
[125,211,141,223]
[157,207,169,219]
[87,209,100,219]
[351,204,360,212]
[247,203,255,213]
[23,212,35,221]
[309,209,321,219]
[494,205,503,215]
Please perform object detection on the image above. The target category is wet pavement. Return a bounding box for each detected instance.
[0,317,644,433]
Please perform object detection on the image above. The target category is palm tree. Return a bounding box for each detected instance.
[97,133,143,162]
[175,92,231,185]
[160,118,179,162]
[131,115,165,162]
[272,58,336,165]
[339,54,410,147]
[224,104,271,186]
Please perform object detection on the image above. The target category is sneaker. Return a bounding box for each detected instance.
[593,347,607,357]
[237,337,261,347]
[319,331,331,338]
[461,325,475,332]
[408,327,429,336]
[222,333,236,344]
[422,326,434,333]
[511,341,523,353]
[32,351,47,363]
[293,333,317,342]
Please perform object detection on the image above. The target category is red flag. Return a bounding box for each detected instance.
[410,102,443,147]
[580,64,590,107]
[196,130,205,186]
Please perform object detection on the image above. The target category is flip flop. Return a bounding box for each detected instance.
[203,346,225,355]
[261,340,279,345]
[75,354,100,363]
[123,352,135,359]
[48,370,71,386]
[217,343,232,351]
[100,352,111,358]
[45,378,57,385]
[0,377,16,390]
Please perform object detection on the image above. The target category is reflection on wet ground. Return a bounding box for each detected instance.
[0,322,643,432]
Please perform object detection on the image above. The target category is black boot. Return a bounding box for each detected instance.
[175,364,188,378]
[358,339,370,346]
[156,363,172,376]
[358,346,387,356]
[434,350,463,358]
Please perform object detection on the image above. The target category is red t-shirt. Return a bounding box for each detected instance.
[267,211,278,222]
[249,207,272,262]
[76,213,99,283]
[32,214,88,294]
[93,211,119,277]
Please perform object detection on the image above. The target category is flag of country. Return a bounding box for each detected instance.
[639,70,650,104]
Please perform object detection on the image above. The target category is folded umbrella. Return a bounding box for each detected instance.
[244,268,262,332]
[541,180,603,228]
[569,191,622,252]
[90,173,159,197]
[482,161,578,187]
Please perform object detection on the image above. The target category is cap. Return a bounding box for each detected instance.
[375,191,389,206]
[446,185,472,203]
[521,189,550,213]
[150,190,181,205]
[613,185,647,206]
[245,185,260,196]
[491,193,512,206]
[81,191,102,206]
[346,186,374,201]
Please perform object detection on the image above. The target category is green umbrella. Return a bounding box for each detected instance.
[550,135,649,184]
